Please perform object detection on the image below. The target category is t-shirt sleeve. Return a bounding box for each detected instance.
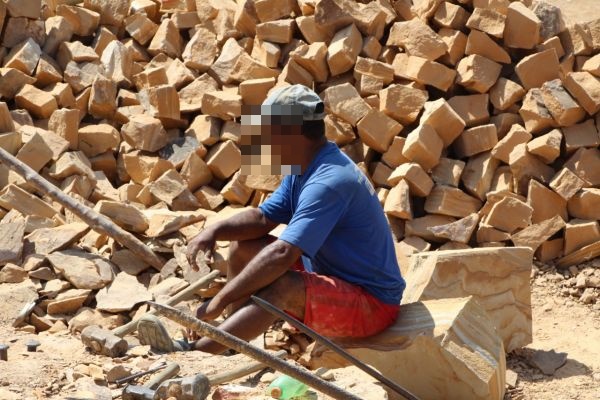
[258,175,292,224]
[278,183,348,258]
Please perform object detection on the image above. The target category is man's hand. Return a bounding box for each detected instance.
[186,229,216,271]
[195,299,225,322]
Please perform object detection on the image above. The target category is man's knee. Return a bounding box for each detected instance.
[258,271,306,317]
[229,235,275,263]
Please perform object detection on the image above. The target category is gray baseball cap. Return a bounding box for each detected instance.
[261,84,325,121]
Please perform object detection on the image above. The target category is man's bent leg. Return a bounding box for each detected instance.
[193,270,306,354]
[226,235,277,314]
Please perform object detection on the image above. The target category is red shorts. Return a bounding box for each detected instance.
[287,258,400,338]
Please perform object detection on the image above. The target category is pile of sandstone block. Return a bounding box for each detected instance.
[0,0,599,337]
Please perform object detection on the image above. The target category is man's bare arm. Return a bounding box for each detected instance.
[206,208,278,242]
[196,239,302,319]
[187,208,278,269]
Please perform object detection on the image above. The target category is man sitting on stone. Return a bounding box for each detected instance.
[137,84,406,354]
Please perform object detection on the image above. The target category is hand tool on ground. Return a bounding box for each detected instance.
[13,295,48,328]
[116,362,168,386]
[0,344,8,361]
[147,301,362,400]
[26,339,41,352]
[121,363,181,400]
[251,295,420,400]
[121,352,286,400]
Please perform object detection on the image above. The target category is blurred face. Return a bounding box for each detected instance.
[240,105,305,175]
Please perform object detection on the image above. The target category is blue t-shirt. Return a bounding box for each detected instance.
[258,141,405,305]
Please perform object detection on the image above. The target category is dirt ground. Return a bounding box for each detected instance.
[1,266,599,400]
[546,0,600,24]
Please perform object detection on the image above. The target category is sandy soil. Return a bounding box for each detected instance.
[546,0,600,24]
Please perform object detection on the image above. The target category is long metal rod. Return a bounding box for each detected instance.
[251,295,420,400]
[146,301,362,400]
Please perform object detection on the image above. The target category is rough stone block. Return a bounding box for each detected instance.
[387,19,447,60]
[125,14,159,46]
[387,162,433,197]
[16,133,53,173]
[484,196,533,233]
[121,115,168,152]
[3,38,42,75]
[550,168,586,201]
[95,201,148,233]
[206,141,241,180]
[138,84,181,123]
[405,215,457,242]
[453,124,498,159]
[567,188,600,221]
[14,84,58,119]
[564,219,600,255]
[428,213,479,244]
[403,55,457,92]
[526,129,562,164]
[527,179,567,224]
[563,147,600,186]
[515,49,560,90]
[466,7,506,39]
[519,89,557,134]
[326,24,362,77]
[402,125,443,171]
[379,83,428,125]
[322,83,370,126]
[356,109,402,153]
[383,179,412,220]
[403,247,532,353]
[504,2,541,49]
[447,94,490,128]
[78,124,120,158]
[466,30,511,64]
[491,124,532,164]
[509,143,555,194]
[148,19,182,59]
[419,99,465,147]
[181,26,217,73]
[456,54,502,94]
[562,119,600,153]
[0,221,25,266]
[490,78,526,111]
[511,215,565,252]
[433,2,470,30]
[438,28,468,66]
[461,151,500,201]
[424,185,483,218]
[540,79,585,127]
[256,19,295,44]
[431,158,465,188]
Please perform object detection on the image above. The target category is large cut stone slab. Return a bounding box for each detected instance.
[305,297,506,400]
[95,272,152,312]
[47,250,114,290]
[402,247,533,352]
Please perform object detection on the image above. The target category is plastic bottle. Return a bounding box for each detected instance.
[267,375,308,399]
